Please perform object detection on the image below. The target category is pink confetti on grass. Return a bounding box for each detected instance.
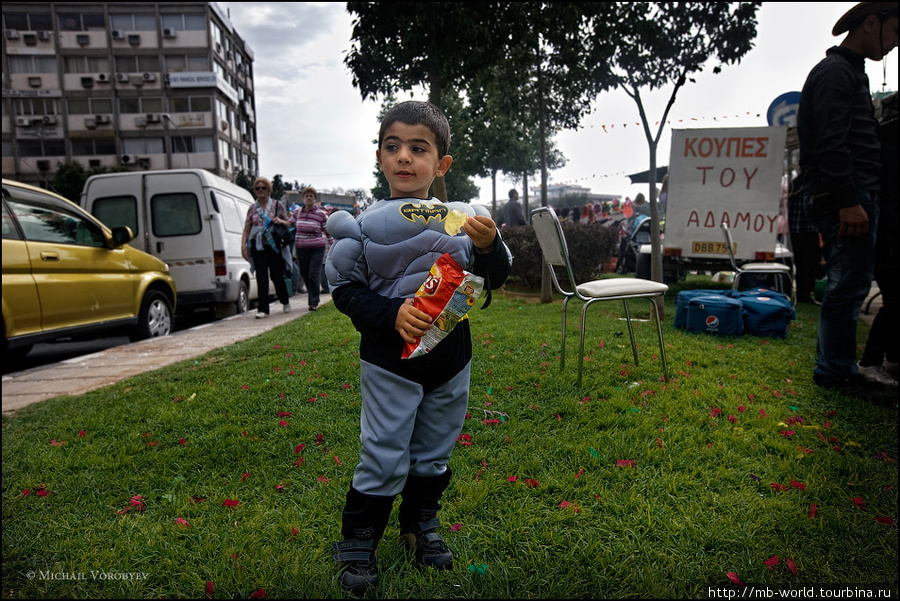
[558,501,581,512]
[726,572,745,587]
[781,430,795,438]
[50,439,65,446]
[176,517,190,527]
[759,408,768,417]
[616,459,635,468]
[525,478,539,488]
[765,555,780,570]
[507,476,517,482]
[450,523,461,531]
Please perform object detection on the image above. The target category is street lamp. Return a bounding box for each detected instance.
[162,113,190,169]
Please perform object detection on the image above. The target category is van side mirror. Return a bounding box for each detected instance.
[110,226,134,247]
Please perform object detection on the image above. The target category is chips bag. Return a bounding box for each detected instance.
[402,253,484,359]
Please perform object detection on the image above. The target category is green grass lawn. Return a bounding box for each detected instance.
[2,278,897,599]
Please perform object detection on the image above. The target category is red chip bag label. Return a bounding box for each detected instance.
[402,253,484,359]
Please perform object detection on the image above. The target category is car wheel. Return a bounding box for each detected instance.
[235,281,249,314]
[130,290,173,342]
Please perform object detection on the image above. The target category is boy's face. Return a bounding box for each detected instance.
[377,122,452,199]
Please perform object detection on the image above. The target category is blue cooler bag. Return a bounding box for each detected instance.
[686,294,744,336]
[737,293,795,338]
[674,289,730,330]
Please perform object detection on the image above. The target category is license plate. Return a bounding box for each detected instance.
[692,241,730,254]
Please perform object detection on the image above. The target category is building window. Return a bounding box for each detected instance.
[164,54,209,72]
[71,138,117,156]
[57,13,105,32]
[172,135,214,154]
[68,98,113,114]
[64,56,111,74]
[119,97,163,114]
[9,55,58,74]
[161,14,206,32]
[122,138,164,155]
[168,96,212,113]
[114,55,160,73]
[109,14,157,31]
[15,98,60,116]
[18,140,66,157]
[3,12,53,31]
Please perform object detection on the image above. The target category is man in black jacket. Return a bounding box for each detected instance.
[798,2,898,400]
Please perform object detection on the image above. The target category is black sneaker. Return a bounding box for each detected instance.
[401,517,453,569]
[815,374,898,406]
[332,537,377,596]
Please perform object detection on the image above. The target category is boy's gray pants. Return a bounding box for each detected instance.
[350,359,471,496]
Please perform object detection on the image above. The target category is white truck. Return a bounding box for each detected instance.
[638,125,791,280]
[81,169,258,314]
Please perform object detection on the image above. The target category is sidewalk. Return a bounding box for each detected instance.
[1,294,330,414]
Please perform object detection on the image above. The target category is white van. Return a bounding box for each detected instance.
[81,169,257,314]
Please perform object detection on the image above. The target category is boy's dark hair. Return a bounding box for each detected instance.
[378,101,451,158]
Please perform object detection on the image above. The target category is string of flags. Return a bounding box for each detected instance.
[537,110,765,189]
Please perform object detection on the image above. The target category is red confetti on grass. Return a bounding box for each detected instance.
[206,581,214,598]
[874,516,894,526]
[616,459,635,468]
[726,572,745,587]
[277,411,292,417]
[79,430,86,437]
[786,558,797,576]
[176,517,190,527]
[525,478,539,488]
[851,497,865,510]
[558,501,581,512]
[790,480,805,490]
[780,430,795,438]
[457,433,473,446]
[765,555,780,570]
[50,439,65,446]
[710,407,722,418]
[249,589,267,599]
[279,420,288,427]
[294,443,305,454]
[507,476,517,482]
[770,483,788,492]
[809,504,817,518]
[222,499,239,508]
[289,528,299,541]
[450,523,461,531]
[759,408,768,417]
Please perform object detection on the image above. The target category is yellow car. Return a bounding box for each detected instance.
[2,179,176,358]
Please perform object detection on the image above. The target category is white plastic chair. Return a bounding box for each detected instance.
[531,206,669,387]
[721,223,793,300]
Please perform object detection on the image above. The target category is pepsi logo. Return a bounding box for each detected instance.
[706,315,720,328]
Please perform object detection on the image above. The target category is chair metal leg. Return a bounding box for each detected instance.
[622,300,640,367]
[648,297,669,383]
[560,296,573,372]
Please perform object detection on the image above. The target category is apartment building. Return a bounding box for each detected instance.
[2,2,258,186]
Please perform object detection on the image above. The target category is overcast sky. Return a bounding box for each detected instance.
[217,2,899,205]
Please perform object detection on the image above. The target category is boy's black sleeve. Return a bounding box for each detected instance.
[473,231,512,291]
[331,281,406,342]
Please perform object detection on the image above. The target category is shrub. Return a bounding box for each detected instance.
[503,222,620,291]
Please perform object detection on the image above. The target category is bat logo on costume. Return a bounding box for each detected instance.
[400,204,448,224]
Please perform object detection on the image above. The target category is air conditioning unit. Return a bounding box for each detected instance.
[28,76,42,88]
[220,120,228,130]
[146,113,161,124]
[242,133,251,143]
[77,34,90,46]
[4,29,20,40]
[142,72,157,82]
[81,76,94,88]
[94,114,111,124]
[162,27,176,38]
[135,116,148,127]
[115,72,129,83]
[23,33,37,45]
[84,118,97,129]
[15,116,32,127]
[42,115,58,125]
[96,73,110,83]
[137,156,151,168]
[111,29,125,40]
[37,160,51,171]
[120,154,134,164]
[127,34,140,46]
[37,30,51,41]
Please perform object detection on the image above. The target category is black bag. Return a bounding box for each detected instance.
[272,223,294,249]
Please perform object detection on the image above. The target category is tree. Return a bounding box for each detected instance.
[345,2,503,201]
[583,2,762,293]
[271,174,290,200]
[50,161,126,203]
[234,169,254,195]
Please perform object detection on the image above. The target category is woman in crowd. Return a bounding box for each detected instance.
[241,177,292,318]
[289,186,330,312]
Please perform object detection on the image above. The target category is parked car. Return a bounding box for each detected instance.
[2,179,176,358]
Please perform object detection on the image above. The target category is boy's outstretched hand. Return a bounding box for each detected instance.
[396,298,433,344]
[462,215,497,253]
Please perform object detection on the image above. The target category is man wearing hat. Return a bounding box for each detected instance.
[798,2,898,401]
